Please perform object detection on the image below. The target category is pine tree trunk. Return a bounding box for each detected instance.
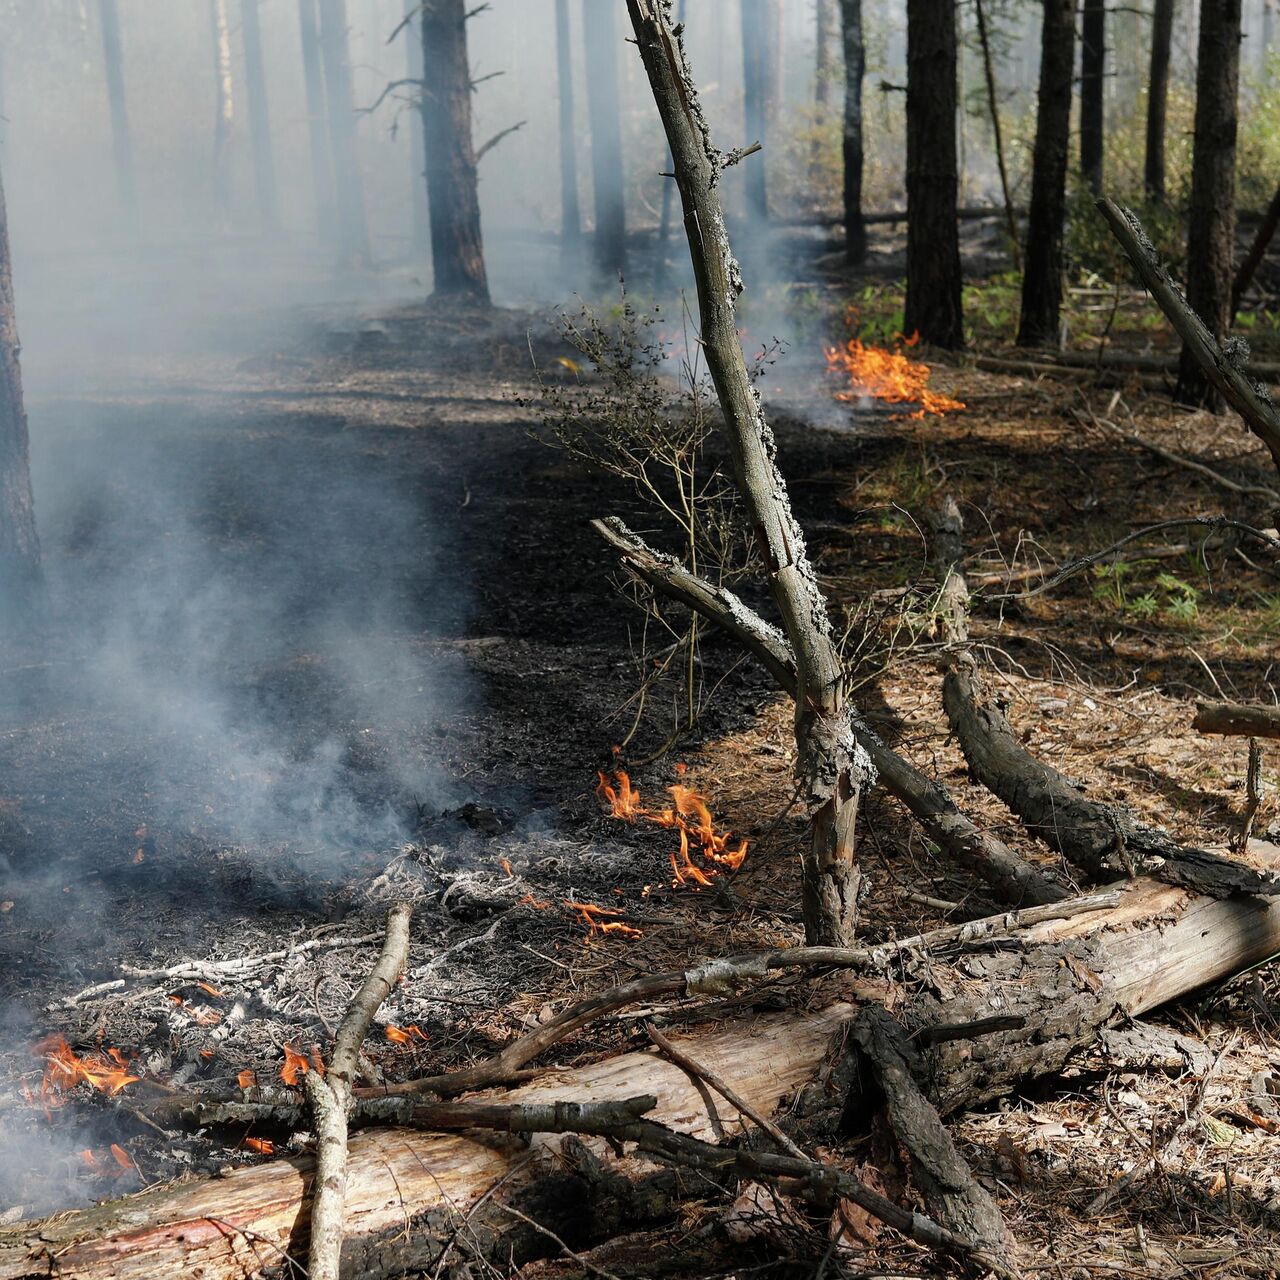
[904,0,964,349]
[839,0,866,264]
[99,0,136,222]
[240,0,279,235]
[974,0,1021,268]
[815,0,836,106]
[420,0,490,302]
[0,166,39,606]
[209,0,234,230]
[297,0,337,246]
[582,0,627,279]
[555,0,582,266]
[1176,0,1242,410]
[1017,0,1076,349]
[316,0,371,267]
[741,0,770,223]
[403,0,430,254]
[1079,0,1105,195]
[1145,0,1174,202]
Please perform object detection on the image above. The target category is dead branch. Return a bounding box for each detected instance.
[307,903,412,1280]
[1232,179,1280,316]
[1193,701,1280,740]
[1096,197,1280,477]
[591,516,1065,907]
[475,120,527,163]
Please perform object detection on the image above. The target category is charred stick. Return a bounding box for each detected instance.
[307,903,413,1280]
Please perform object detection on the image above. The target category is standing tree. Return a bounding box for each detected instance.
[0,166,39,605]
[1177,0,1242,409]
[582,0,626,279]
[316,0,371,267]
[1079,0,1105,195]
[815,0,836,107]
[974,0,1021,267]
[903,0,964,349]
[241,0,279,234]
[209,0,235,229]
[419,0,490,302]
[740,0,770,224]
[403,0,430,254]
[297,0,336,245]
[1017,0,1077,349]
[99,0,136,221]
[1145,0,1174,202]
[838,0,866,264]
[554,0,582,268]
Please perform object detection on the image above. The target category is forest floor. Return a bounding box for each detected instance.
[1,229,1280,1276]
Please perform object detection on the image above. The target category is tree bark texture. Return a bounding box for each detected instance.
[403,0,431,253]
[741,0,770,224]
[1176,0,1242,409]
[1079,0,1105,195]
[1145,0,1174,202]
[98,0,136,221]
[904,0,964,349]
[583,0,627,279]
[1193,701,1280,739]
[420,0,490,301]
[316,0,371,267]
[624,0,872,946]
[297,0,337,246]
[240,0,279,235]
[1017,0,1076,349]
[839,0,866,264]
[0,165,37,600]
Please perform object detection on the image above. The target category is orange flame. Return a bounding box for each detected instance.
[280,1043,323,1086]
[109,1143,133,1170]
[564,901,643,940]
[35,1035,140,1102]
[238,1068,257,1090]
[597,770,748,890]
[824,332,965,419]
[385,1024,428,1045]
[241,1136,275,1156]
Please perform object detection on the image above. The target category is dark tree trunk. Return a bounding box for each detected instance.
[740,0,770,223]
[903,0,964,349]
[1144,0,1174,202]
[420,0,490,302]
[240,0,279,234]
[839,0,866,264]
[316,0,371,267]
[297,0,337,245]
[1079,0,1105,195]
[1017,0,1076,349]
[209,0,234,230]
[582,0,626,279]
[974,0,1021,267]
[404,0,430,253]
[1176,0,1242,410]
[0,166,39,605]
[555,0,582,266]
[99,0,136,221]
[815,0,836,106]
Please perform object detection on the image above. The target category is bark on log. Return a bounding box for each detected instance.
[1193,701,1280,740]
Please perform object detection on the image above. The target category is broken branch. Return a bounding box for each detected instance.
[1193,701,1280,740]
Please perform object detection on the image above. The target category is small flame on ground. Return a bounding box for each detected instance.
[35,1035,140,1102]
[238,1068,257,1089]
[109,1143,133,1170]
[385,1023,428,1045]
[596,770,748,890]
[563,901,643,940]
[824,330,965,419]
[241,1137,275,1156]
[280,1043,324,1086]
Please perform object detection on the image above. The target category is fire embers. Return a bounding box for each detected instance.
[823,328,965,419]
[32,1035,141,1105]
[596,770,748,891]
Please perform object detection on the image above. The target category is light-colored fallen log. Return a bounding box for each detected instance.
[1192,701,1280,740]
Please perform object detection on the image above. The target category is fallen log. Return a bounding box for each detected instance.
[1192,700,1280,740]
[9,869,1280,1279]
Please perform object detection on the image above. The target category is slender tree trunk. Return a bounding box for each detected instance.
[582,0,627,279]
[240,0,279,235]
[838,0,866,264]
[99,0,136,222]
[655,0,688,293]
[1232,178,1280,316]
[1017,0,1076,349]
[815,0,836,106]
[741,0,770,223]
[0,166,38,606]
[316,0,371,267]
[974,0,1020,268]
[404,0,430,253]
[555,0,582,267]
[298,0,337,245]
[904,0,964,349]
[625,0,871,946]
[209,0,235,230]
[420,0,490,302]
[1176,0,1242,409]
[1079,0,1105,195]
[1145,0,1174,202]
